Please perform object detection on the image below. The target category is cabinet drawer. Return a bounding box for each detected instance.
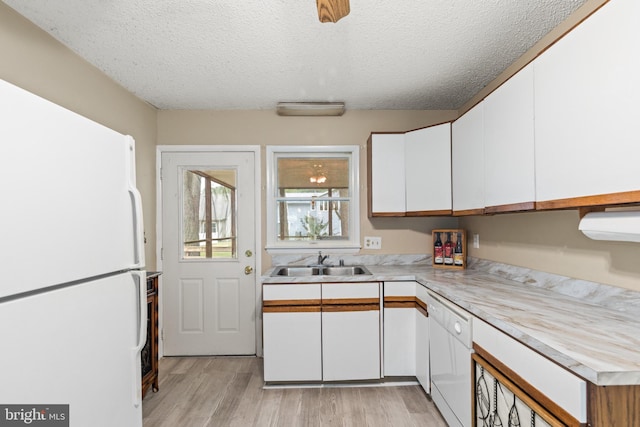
[383,281,416,297]
[263,283,321,301]
[322,282,379,300]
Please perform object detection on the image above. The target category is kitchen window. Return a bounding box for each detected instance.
[266,146,360,253]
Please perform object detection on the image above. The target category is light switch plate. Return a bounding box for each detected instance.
[473,234,480,249]
[364,236,382,250]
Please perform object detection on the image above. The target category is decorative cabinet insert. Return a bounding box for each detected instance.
[141,272,160,399]
[473,352,561,427]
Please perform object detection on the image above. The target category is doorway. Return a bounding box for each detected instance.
[157,146,261,356]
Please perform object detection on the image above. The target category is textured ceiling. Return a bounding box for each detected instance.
[3,0,588,110]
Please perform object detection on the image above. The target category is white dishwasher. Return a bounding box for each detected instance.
[427,291,473,427]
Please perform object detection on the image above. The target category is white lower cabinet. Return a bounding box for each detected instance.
[262,284,322,382]
[382,281,430,394]
[263,281,381,382]
[322,282,381,381]
[383,281,417,377]
[415,285,430,393]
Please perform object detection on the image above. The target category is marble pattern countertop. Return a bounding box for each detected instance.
[262,255,640,386]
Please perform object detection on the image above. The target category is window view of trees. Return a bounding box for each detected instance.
[276,157,350,242]
[182,170,236,258]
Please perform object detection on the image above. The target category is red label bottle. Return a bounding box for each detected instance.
[434,232,443,264]
[444,232,454,265]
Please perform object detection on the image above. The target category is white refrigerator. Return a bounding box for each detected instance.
[0,79,146,427]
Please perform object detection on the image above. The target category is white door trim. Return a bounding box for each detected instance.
[156,145,262,357]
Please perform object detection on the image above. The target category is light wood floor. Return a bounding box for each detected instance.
[142,356,448,427]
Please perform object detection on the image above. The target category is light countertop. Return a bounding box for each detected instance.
[262,256,640,386]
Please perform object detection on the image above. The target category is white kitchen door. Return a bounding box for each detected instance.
[161,150,256,355]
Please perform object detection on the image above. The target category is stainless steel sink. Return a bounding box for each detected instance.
[272,266,321,276]
[321,266,371,276]
[270,265,372,277]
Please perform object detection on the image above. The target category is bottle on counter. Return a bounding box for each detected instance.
[444,232,454,265]
[434,232,443,264]
[454,232,464,266]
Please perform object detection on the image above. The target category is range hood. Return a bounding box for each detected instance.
[578,210,640,242]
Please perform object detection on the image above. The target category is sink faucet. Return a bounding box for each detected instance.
[317,251,329,265]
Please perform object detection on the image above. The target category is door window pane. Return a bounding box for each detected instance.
[182,169,237,259]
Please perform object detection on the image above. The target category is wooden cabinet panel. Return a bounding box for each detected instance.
[534,0,640,206]
[142,274,159,399]
[483,63,535,212]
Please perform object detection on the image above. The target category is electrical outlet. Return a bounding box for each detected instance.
[473,234,480,249]
[364,236,382,250]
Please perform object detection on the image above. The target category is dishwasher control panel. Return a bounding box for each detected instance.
[427,290,472,349]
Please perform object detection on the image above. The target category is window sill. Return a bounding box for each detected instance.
[265,244,361,255]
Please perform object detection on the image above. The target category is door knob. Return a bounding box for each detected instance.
[244,266,253,275]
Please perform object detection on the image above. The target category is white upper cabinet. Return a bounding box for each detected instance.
[405,124,452,214]
[534,0,640,206]
[369,133,406,215]
[452,102,485,214]
[368,125,451,217]
[483,63,535,212]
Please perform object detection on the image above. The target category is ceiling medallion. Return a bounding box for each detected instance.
[316,0,350,23]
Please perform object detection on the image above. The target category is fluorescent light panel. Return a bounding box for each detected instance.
[277,102,345,116]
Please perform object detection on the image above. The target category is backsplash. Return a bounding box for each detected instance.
[271,253,431,267]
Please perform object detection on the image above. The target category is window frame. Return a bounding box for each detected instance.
[265,145,361,253]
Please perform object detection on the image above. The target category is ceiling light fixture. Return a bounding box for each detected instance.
[316,0,350,23]
[276,102,345,117]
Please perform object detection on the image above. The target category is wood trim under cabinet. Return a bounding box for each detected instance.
[370,211,407,217]
[452,208,485,216]
[484,201,535,214]
[473,343,583,427]
[406,209,452,217]
[536,190,640,211]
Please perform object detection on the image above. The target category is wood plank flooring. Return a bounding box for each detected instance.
[142,356,448,427]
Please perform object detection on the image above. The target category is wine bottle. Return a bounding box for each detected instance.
[454,233,464,266]
[434,232,443,264]
[444,232,454,265]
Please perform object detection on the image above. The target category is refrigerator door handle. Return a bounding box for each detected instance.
[126,136,146,268]
[129,186,145,267]
[132,270,147,407]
